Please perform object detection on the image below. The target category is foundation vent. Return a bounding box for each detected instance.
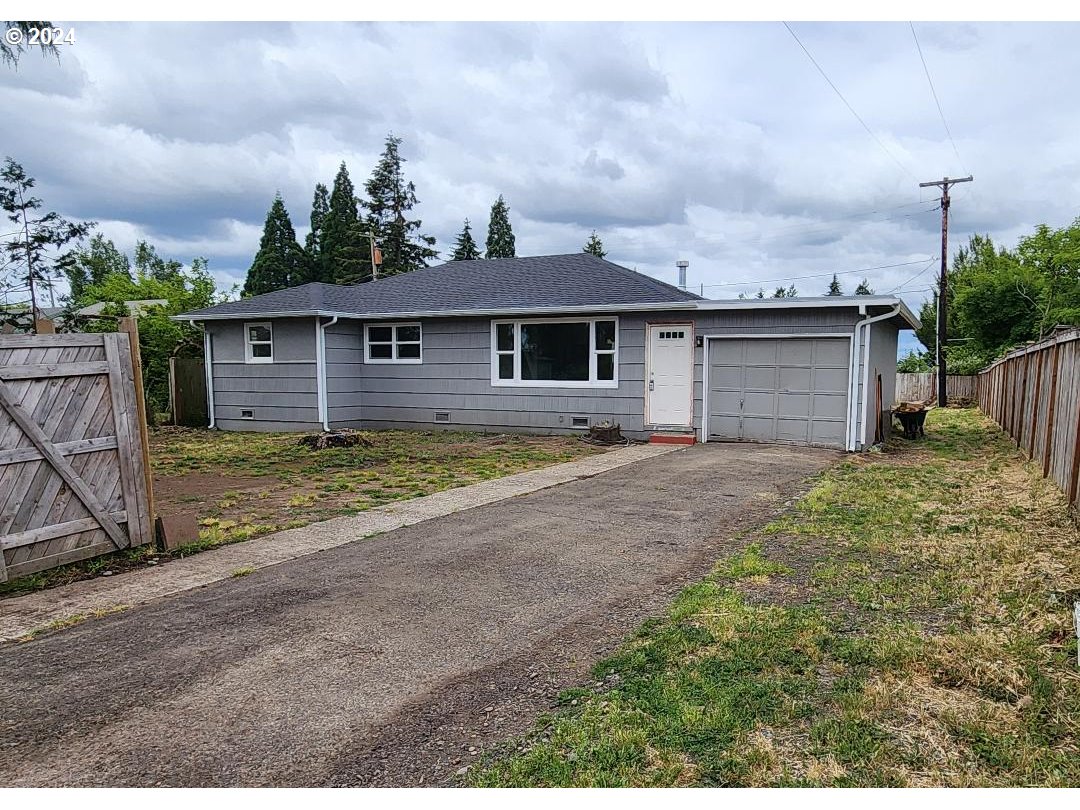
[434,411,451,424]
[240,409,254,420]
[570,416,589,429]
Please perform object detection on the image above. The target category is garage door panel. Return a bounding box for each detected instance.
[744,366,777,390]
[741,416,776,442]
[777,418,811,442]
[709,364,743,389]
[814,367,848,390]
[708,414,741,437]
[813,340,850,366]
[778,366,812,390]
[779,340,813,364]
[778,393,812,418]
[811,421,846,446]
[813,393,848,419]
[707,337,850,450]
[745,340,779,363]
[709,390,743,415]
[742,391,775,417]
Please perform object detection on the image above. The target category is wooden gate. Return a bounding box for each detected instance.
[0,333,153,582]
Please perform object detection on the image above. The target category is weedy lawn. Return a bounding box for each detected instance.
[0,429,604,597]
[470,409,1080,787]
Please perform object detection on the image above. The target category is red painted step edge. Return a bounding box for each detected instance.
[648,434,696,445]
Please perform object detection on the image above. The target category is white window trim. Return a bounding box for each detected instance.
[365,321,423,364]
[490,316,619,389]
[244,321,274,364]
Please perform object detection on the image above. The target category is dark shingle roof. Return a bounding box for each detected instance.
[179,254,701,319]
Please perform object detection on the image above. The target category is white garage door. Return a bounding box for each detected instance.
[707,337,850,449]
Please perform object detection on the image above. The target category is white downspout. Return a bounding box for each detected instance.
[316,316,339,432]
[197,322,216,429]
[846,305,900,451]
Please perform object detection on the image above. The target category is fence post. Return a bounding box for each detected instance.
[1043,343,1061,479]
[1028,348,1044,459]
[118,317,156,533]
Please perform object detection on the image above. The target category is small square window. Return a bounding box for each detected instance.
[369,343,392,359]
[397,342,421,359]
[396,325,420,343]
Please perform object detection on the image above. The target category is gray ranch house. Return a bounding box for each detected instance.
[178,254,918,451]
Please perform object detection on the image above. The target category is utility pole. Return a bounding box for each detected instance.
[919,174,973,407]
[367,231,379,281]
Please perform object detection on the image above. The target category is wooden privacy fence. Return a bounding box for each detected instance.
[978,328,1080,507]
[896,372,979,404]
[0,331,154,582]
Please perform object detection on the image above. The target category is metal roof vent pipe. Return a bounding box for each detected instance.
[676,260,689,290]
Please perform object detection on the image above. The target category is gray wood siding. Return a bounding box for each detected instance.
[325,320,364,428]
[864,319,899,445]
[355,317,644,435]
[207,318,319,431]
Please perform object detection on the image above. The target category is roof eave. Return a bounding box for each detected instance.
[175,296,920,329]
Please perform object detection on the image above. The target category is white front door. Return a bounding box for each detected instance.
[646,323,693,427]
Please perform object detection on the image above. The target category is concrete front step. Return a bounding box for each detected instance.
[649,432,697,445]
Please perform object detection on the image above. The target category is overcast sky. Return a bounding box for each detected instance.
[4,21,1079,355]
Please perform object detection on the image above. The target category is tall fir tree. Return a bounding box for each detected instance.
[450,218,482,261]
[324,162,371,285]
[302,182,330,283]
[583,230,606,259]
[485,195,516,258]
[826,273,842,295]
[854,278,874,295]
[242,194,307,297]
[364,134,437,277]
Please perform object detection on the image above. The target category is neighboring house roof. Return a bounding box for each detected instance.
[177,254,701,320]
[175,253,919,330]
[77,299,169,317]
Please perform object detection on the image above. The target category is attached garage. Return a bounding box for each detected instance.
[705,337,850,449]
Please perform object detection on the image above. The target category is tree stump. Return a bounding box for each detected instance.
[297,430,372,450]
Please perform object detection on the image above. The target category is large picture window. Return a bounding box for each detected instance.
[365,323,422,363]
[244,322,273,364]
[491,317,618,388]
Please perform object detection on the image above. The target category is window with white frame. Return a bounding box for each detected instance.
[365,322,422,363]
[244,322,273,363]
[491,317,618,388]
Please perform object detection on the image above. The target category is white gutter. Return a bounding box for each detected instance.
[197,322,216,429]
[845,304,901,451]
[316,316,339,431]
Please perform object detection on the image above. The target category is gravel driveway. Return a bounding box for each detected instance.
[0,441,836,787]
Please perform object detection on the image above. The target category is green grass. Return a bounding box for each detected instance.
[470,409,1080,787]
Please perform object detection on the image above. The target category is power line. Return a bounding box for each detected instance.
[699,257,935,290]
[782,21,918,182]
[909,22,967,174]
[886,257,938,293]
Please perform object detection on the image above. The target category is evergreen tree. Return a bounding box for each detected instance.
[0,157,92,321]
[242,194,307,297]
[772,284,798,298]
[364,134,437,277]
[302,183,330,283]
[854,278,874,295]
[826,274,842,295]
[485,195,516,258]
[755,287,766,299]
[583,230,606,259]
[450,218,482,261]
[324,162,371,285]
